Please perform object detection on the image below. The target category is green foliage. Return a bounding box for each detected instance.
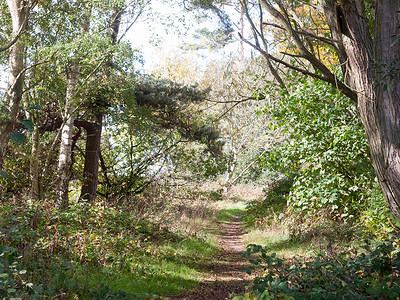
[245,175,295,227]
[0,199,217,298]
[237,239,400,299]
[0,246,35,299]
[261,76,377,224]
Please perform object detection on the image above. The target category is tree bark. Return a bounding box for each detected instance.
[0,0,29,168]
[77,117,102,203]
[331,0,400,218]
[56,11,91,208]
[29,121,40,199]
[78,6,122,203]
[370,1,400,218]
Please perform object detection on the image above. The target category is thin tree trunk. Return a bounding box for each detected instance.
[230,150,267,186]
[56,11,91,208]
[224,148,238,184]
[29,121,40,199]
[0,0,29,168]
[56,60,80,207]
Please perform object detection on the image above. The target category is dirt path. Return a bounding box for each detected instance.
[169,215,251,300]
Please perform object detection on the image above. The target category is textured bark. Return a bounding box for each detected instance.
[371,1,400,217]
[320,0,352,87]
[333,0,400,218]
[0,0,29,168]
[77,117,102,203]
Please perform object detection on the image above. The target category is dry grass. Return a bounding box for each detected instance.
[224,184,265,202]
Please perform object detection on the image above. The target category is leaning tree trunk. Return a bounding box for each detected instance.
[338,0,400,218]
[0,0,29,168]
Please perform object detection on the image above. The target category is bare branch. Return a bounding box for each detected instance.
[262,22,340,46]
[240,35,357,102]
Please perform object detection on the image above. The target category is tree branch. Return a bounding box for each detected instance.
[262,22,340,46]
[0,1,37,52]
[240,35,357,101]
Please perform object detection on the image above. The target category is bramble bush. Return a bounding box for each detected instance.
[236,238,400,300]
[0,201,180,298]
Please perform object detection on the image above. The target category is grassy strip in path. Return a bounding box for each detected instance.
[215,201,247,224]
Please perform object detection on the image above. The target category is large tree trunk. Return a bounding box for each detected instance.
[0,0,29,168]
[77,116,102,203]
[370,1,400,218]
[337,0,400,218]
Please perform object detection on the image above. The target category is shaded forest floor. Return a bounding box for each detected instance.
[0,183,265,299]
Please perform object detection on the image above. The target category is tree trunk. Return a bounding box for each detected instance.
[78,116,102,203]
[78,6,122,203]
[29,121,40,199]
[370,1,400,218]
[56,60,80,207]
[0,0,29,168]
[56,11,91,208]
[337,0,400,218]
[224,147,238,184]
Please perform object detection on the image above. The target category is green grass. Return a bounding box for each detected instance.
[85,232,219,298]
[215,200,248,223]
[217,208,245,223]
[244,221,363,259]
[243,227,314,257]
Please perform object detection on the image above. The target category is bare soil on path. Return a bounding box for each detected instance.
[168,215,252,300]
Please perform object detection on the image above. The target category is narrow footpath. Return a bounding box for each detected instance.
[169,214,251,300]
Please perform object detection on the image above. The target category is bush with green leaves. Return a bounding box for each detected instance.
[261,75,381,226]
[0,246,38,299]
[244,174,295,227]
[236,239,400,300]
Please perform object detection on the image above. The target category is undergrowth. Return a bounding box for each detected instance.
[0,186,220,299]
[235,239,400,299]
[240,172,399,299]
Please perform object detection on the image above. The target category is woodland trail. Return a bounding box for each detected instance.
[168,214,252,300]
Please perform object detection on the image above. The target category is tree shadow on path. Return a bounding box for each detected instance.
[168,215,252,300]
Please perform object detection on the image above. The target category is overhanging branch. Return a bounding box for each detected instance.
[240,35,357,102]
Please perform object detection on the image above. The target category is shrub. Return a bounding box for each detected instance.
[244,175,295,227]
[236,238,400,299]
